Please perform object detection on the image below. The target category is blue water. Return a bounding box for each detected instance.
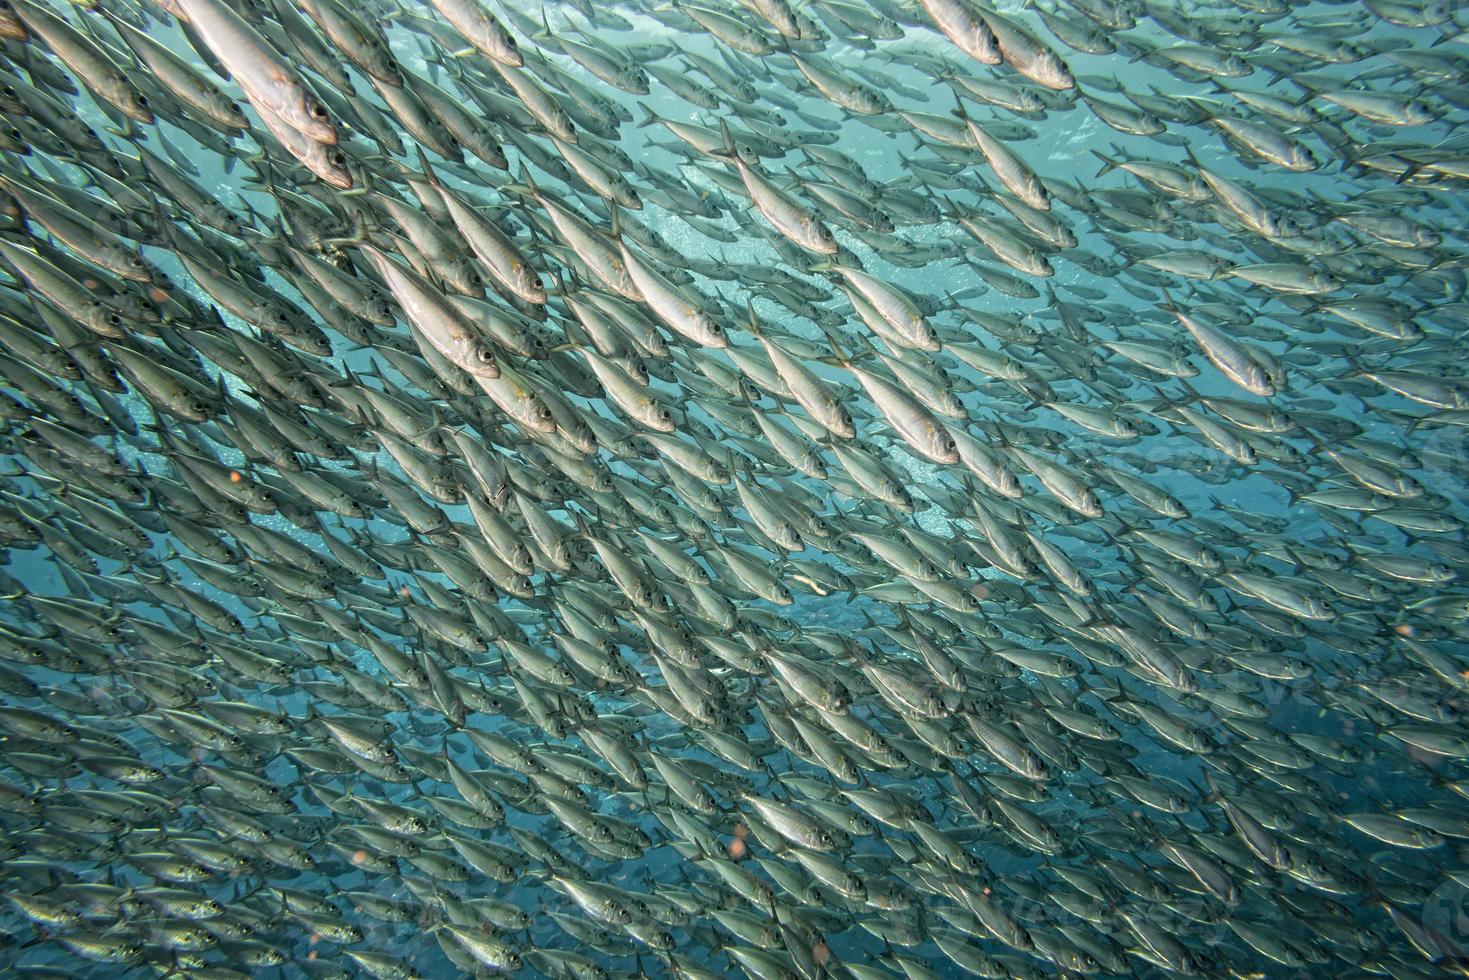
[1,0,1468,976]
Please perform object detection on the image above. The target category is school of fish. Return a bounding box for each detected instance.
[0,0,1467,975]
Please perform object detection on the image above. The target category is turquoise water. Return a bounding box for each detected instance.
[0,0,1467,976]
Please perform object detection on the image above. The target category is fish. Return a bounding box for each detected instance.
[0,0,1463,977]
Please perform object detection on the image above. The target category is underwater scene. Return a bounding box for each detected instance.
[0,0,1467,975]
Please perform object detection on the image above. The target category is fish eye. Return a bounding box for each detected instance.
[310,103,329,121]
[475,346,495,364]
[658,408,672,422]
[710,323,723,335]
[329,150,347,167]
[537,405,553,420]
[134,93,148,108]
[108,313,122,326]
[507,36,518,47]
